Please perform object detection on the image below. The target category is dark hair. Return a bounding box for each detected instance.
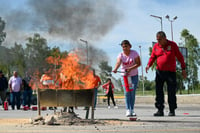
[156,31,166,38]
[107,78,111,82]
[120,40,132,48]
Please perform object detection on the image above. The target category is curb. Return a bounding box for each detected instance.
[98,94,200,104]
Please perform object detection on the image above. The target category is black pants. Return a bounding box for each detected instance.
[107,92,116,106]
[0,90,6,107]
[155,70,177,111]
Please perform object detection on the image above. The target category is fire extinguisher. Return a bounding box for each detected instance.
[4,99,8,110]
[123,75,133,92]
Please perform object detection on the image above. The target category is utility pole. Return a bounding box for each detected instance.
[139,45,145,95]
[80,39,88,65]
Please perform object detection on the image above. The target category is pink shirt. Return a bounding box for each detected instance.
[117,50,139,76]
[102,82,114,94]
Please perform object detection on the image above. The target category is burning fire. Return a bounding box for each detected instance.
[30,51,96,90]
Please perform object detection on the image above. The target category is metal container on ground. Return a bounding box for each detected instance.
[38,89,95,119]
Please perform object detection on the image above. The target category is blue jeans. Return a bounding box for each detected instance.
[122,75,138,111]
[10,92,21,110]
[23,90,32,107]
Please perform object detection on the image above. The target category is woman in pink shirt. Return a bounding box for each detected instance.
[113,40,141,116]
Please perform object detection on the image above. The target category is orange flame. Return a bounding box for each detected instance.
[30,51,96,90]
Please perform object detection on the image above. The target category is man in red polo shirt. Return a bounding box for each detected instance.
[146,31,187,116]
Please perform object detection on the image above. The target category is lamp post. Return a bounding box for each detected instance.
[80,39,90,119]
[150,15,163,31]
[139,45,145,96]
[80,39,88,65]
[165,15,177,41]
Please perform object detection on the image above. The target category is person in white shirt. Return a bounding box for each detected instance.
[9,71,22,110]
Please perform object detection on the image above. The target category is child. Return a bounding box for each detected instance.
[102,78,118,109]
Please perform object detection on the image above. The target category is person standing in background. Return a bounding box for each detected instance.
[9,71,22,110]
[22,79,32,109]
[113,40,141,117]
[92,69,101,109]
[102,78,118,109]
[146,31,187,116]
[0,70,8,109]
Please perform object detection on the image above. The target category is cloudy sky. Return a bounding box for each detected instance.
[0,0,199,80]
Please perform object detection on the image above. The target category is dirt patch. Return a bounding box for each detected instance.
[0,112,141,126]
[30,112,108,125]
[0,118,140,126]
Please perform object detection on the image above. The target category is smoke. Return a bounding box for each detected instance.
[2,0,122,43]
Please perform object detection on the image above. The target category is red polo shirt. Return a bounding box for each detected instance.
[147,40,186,72]
[93,75,101,88]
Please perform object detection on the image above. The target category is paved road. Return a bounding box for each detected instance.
[0,103,200,133]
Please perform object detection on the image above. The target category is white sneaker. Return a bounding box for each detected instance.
[132,112,137,116]
[114,106,118,109]
[108,106,111,109]
[126,110,131,116]
[130,110,137,116]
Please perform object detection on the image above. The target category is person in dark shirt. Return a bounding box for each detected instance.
[22,79,32,109]
[0,70,8,108]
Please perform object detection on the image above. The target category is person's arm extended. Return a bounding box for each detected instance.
[113,58,121,73]
[102,83,109,89]
[146,47,156,73]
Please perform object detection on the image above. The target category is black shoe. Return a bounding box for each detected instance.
[49,107,54,110]
[154,110,164,116]
[83,107,89,110]
[168,111,175,116]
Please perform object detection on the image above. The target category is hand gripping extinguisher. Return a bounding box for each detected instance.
[4,99,8,110]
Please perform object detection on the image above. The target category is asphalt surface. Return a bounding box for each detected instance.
[0,103,200,133]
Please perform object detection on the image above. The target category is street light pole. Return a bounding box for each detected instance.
[80,39,88,65]
[165,15,177,41]
[150,15,163,31]
[80,39,90,119]
[139,45,144,96]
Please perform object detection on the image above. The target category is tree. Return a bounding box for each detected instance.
[98,61,112,83]
[181,29,200,93]
[98,61,123,91]
[0,17,6,45]
[24,33,51,75]
[98,61,112,74]
[138,77,155,95]
[0,46,12,76]
[9,43,26,76]
[148,42,157,71]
